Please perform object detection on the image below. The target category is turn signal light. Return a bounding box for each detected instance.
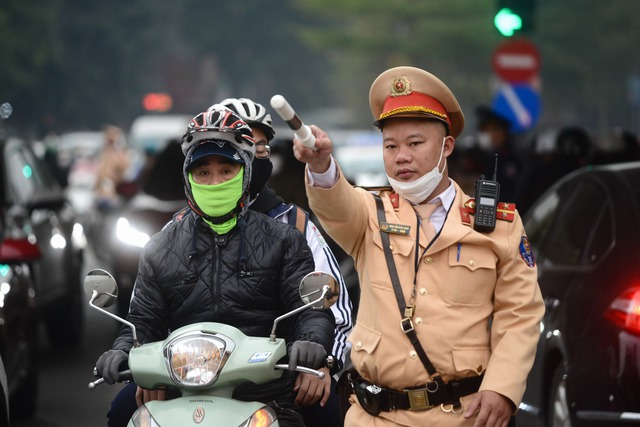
[604,287,640,336]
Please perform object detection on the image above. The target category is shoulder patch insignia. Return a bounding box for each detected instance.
[519,236,536,267]
[464,198,516,222]
[389,193,399,209]
[460,206,471,224]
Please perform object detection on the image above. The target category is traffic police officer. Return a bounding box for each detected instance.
[291,66,545,427]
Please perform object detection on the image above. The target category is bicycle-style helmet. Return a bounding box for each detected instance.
[214,98,275,142]
[181,107,256,223]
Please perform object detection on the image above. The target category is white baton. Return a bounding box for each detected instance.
[270,94,317,150]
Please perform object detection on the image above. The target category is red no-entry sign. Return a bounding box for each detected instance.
[492,39,541,83]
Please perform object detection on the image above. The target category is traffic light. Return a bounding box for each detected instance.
[494,0,536,37]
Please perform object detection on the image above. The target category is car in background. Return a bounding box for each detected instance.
[95,139,186,317]
[332,129,387,187]
[517,161,640,426]
[0,234,41,419]
[128,113,191,156]
[42,131,104,221]
[1,137,85,349]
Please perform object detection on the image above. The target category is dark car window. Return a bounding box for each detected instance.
[540,179,610,267]
[524,185,563,261]
[6,144,55,206]
[585,201,613,265]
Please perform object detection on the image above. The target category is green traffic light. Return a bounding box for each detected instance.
[494,8,522,37]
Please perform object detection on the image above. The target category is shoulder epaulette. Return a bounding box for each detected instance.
[460,199,516,224]
[360,186,401,209]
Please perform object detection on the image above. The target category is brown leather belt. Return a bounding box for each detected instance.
[351,373,483,413]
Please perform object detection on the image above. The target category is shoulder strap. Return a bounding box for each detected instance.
[373,195,441,380]
[287,204,309,237]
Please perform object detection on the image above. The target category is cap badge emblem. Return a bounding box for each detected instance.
[390,76,412,97]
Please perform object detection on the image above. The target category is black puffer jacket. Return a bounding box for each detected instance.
[113,208,335,355]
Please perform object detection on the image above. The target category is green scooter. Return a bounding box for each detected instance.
[85,269,338,427]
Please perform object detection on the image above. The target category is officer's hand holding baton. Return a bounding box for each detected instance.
[270,95,333,174]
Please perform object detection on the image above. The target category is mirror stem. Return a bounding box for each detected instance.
[89,290,140,347]
[269,285,329,342]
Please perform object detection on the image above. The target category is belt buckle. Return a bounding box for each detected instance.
[406,387,433,411]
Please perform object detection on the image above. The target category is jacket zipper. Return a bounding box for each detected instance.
[212,237,222,318]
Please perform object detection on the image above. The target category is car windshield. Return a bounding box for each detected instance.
[6,141,56,205]
[333,130,387,187]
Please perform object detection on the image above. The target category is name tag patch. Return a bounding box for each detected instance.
[380,222,411,235]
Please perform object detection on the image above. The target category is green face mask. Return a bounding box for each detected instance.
[189,167,244,234]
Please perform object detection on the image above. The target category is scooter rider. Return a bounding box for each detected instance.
[95,106,335,427]
[217,97,354,426]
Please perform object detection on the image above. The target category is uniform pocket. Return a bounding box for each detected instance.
[371,227,415,257]
[444,245,497,305]
[348,323,382,380]
[451,347,491,377]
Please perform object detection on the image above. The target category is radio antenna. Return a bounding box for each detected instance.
[493,154,499,181]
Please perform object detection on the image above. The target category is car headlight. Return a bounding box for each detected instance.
[115,217,150,248]
[131,404,160,427]
[72,222,87,249]
[240,406,277,427]
[164,333,231,388]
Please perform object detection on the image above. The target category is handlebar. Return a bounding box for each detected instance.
[274,364,325,379]
[88,369,132,390]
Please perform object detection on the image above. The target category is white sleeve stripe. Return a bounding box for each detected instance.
[304,219,353,365]
[322,246,353,328]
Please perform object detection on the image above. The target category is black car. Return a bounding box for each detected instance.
[0,219,41,419]
[1,137,85,348]
[517,161,640,426]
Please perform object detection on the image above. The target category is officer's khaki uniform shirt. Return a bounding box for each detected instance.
[307,159,544,427]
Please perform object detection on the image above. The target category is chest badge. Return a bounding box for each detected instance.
[380,222,411,235]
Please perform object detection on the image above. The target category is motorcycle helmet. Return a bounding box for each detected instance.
[181,107,256,223]
[214,98,275,142]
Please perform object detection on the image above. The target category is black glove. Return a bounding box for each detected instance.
[288,340,326,371]
[95,349,129,384]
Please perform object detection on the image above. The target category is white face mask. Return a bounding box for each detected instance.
[387,138,446,204]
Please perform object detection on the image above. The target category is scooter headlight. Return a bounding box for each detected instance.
[164,334,229,388]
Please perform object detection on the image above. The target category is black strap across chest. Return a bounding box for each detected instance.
[373,195,440,379]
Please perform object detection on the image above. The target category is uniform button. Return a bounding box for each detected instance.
[356,342,362,350]
[476,364,483,373]
[389,244,394,251]
[425,257,432,264]
[469,259,475,267]
[409,350,417,359]
[419,288,427,295]
[415,317,423,325]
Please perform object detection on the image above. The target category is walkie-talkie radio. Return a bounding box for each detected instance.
[474,154,500,233]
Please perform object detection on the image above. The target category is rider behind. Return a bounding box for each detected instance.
[217,97,353,427]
